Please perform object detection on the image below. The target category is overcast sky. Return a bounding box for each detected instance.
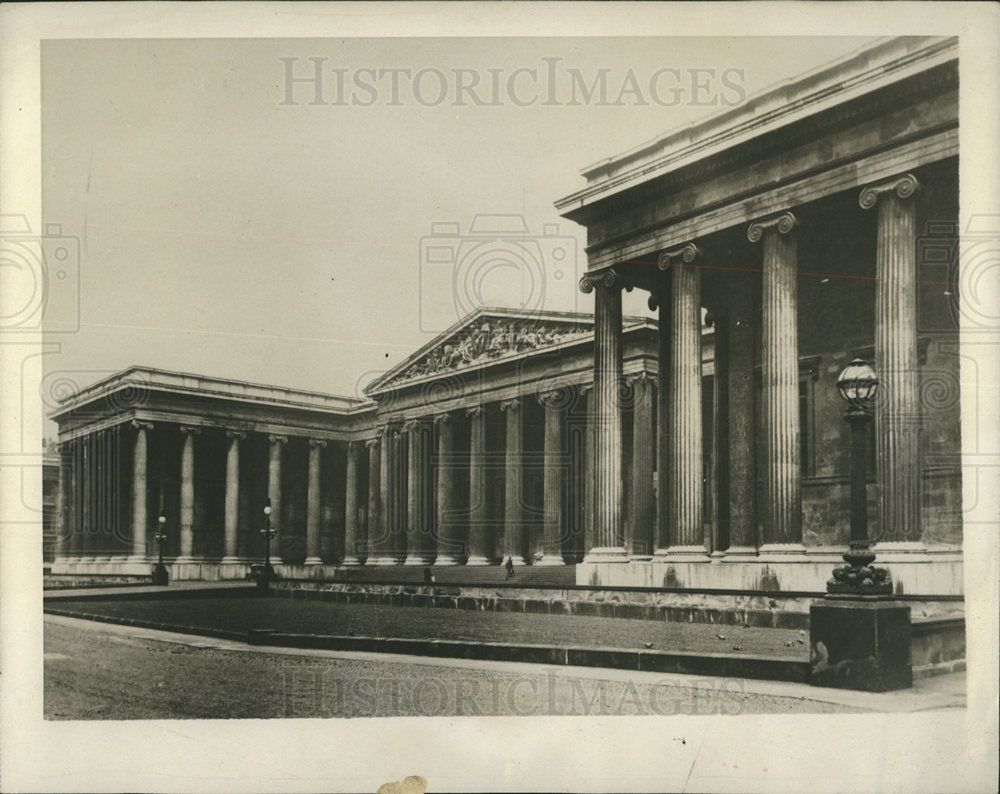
[40,36,877,432]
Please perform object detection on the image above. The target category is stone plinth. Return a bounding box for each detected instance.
[809,599,911,691]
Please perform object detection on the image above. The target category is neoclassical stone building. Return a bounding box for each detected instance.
[556,35,961,594]
[50,36,962,595]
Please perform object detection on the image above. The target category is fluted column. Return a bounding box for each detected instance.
[54,443,70,564]
[266,434,288,564]
[579,270,626,561]
[860,173,922,548]
[69,440,82,559]
[538,390,566,565]
[628,372,656,558]
[127,421,153,561]
[218,429,244,563]
[724,287,759,555]
[342,441,362,565]
[465,406,490,565]
[650,288,672,555]
[304,438,326,565]
[500,399,526,564]
[391,428,408,562]
[658,245,706,556]
[748,211,803,551]
[434,413,460,565]
[402,420,431,564]
[370,427,396,565]
[176,425,201,562]
[579,384,595,555]
[365,435,382,564]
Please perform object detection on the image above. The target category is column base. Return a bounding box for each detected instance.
[582,547,629,563]
[722,546,759,559]
[662,545,710,562]
[433,555,461,566]
[219,556,243,565]
[465,555,491,566]
[537,555,566,566]
[404,555,432,566]
[303,557,324,566]
[340,556,362,566]
[173,555,196,564]
[369,556,400,566]
[126,554,149,564]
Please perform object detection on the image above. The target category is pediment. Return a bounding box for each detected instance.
[367,309,594,394]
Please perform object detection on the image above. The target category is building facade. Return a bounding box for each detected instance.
[50,36,962,596]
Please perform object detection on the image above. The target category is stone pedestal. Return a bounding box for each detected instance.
[809,599,912,691]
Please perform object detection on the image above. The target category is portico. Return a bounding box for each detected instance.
[556,35,962,595]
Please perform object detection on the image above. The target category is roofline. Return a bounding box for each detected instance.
[48,365,373,421]
[555,35,957,215]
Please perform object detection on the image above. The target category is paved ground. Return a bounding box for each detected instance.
[46,615,967,719]
[44,594,810,658]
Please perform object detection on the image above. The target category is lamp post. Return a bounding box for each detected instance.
[259,497,276,593]
[152,514,169,586]
[827,358,892,597]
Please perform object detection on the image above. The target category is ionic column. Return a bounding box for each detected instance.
[391,428,408,562]
[342,441,362,565]
[465,406,489,565]
[498,399,526,565]
[404,419,433,565]
[128,421,154,562]
[78,435,93,562]
[176,425,201,562]
[434,413,460,565]
[365,434,382,564]
[659,245,706,556]
[725,287,759,556]
[650,288,671,555]
[579,270,627,561]
[218,430,245,563]
[371,427,397,565]
[266,434,287,564]
[54,442,70,564]
[860,173,923,548]
[748,211,803,551]
[627,372,656,558]
[304,438,326,565]
[537,390,567,565]
[579,384,595,555]
[69,439,82,559]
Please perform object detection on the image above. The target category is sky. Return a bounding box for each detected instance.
[39,35,878,434]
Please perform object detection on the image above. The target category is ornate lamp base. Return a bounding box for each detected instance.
[826,541,893,597]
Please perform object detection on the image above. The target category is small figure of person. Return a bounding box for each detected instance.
[423,566,435,584]
[504,556,515,580]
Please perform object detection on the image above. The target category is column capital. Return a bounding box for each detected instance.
[657,242,700,268]
[365,436,381,450]
[465,405,485,419]
[225,429,247,440]
[178,424,201,436]
[579,267,623,294]
[499,398,520,413]
[130,419,154,432]
[859,173,920,210]
[747,211,797,243]
[267,433,289,444]
[433,411,453,425]
[537,388,568,408]
[308,438,327,448]
[578,382,594,397]
[625,371,656,388]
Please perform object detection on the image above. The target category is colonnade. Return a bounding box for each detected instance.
[580,174,923,560]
